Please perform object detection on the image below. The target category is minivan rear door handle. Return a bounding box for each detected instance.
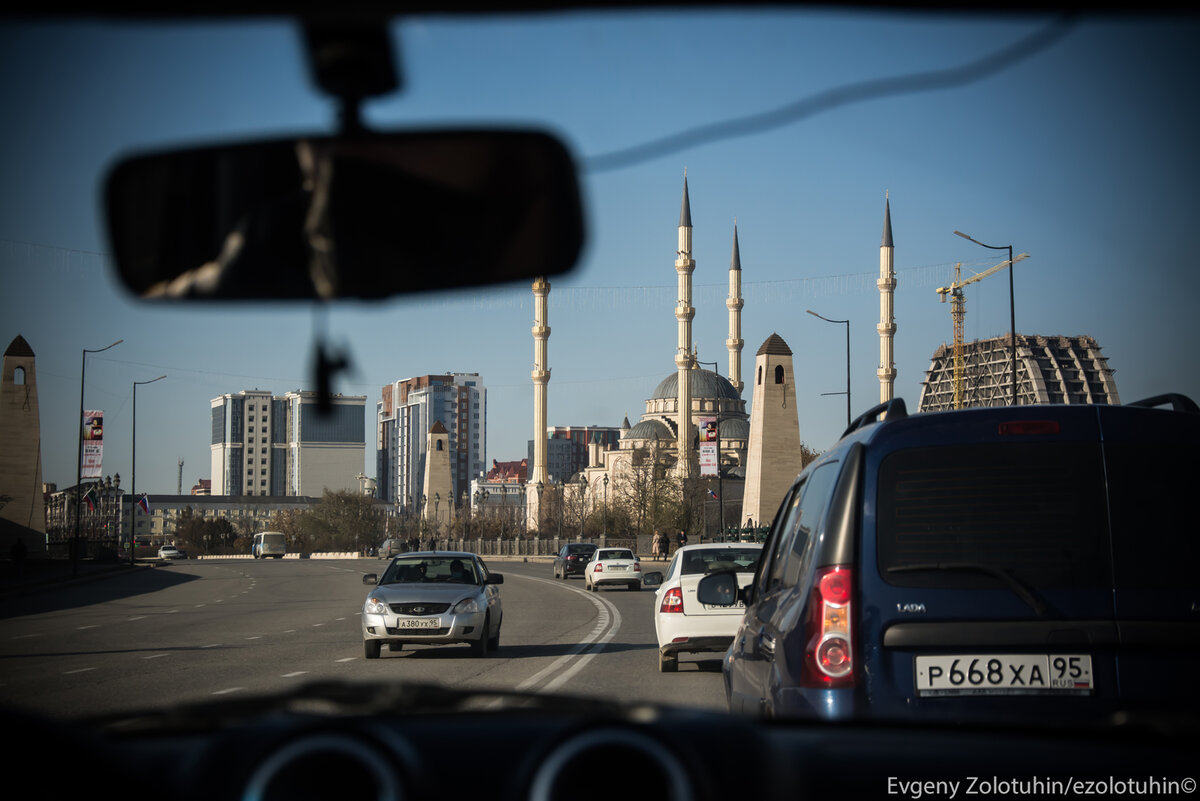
[759,631,776,659]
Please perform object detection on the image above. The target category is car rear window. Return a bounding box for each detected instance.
[679,548,762,575]
[598,550,633,560]
[568,545,595,555]
[877,442,1110,589]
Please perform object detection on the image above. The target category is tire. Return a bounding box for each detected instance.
[471,615,491,657]
[628,583,640,591]
[364,640,381,659]
[658,650,678,673]
[488,621,501,651]
[388,642,403,652]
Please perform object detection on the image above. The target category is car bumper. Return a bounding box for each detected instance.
[589,576,641,587]
[659,635,734,657]
[656,608,745,650]
[361,609,487,646]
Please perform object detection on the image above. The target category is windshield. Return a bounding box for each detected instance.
[1,8,1197,734]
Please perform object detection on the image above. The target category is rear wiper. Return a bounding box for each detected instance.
[887,562,1049,617]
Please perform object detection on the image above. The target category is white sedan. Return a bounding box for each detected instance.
[157,544,185,560]
[646,543,763,672]
[583,547,642,591]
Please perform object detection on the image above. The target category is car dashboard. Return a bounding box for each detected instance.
[16,681,1197,801]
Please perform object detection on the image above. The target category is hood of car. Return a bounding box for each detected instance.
[370,583,482,605]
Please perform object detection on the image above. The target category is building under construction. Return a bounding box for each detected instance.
[918,334,1120,412]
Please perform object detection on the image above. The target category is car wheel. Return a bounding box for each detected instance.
[471,615,491,657]
[488,622,501,651]
[628,583,640,591]
[658,650,678,673]
[364,640,381,659]
[388,643,403,652]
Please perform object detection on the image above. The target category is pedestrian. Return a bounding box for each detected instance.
[652,530,664,560]
[676,529,688,551]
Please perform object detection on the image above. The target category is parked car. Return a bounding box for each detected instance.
[379,538,406,559]
[584,547,641,592]
[361,552,503,658]
[553,542,598,579]
[701,395,1200,723]
[646,543,764,673]
[157,544,184,560]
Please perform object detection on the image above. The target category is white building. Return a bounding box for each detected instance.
[377,374,486,515]
[211,390,366,497]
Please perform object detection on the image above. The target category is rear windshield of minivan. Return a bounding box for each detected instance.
[876,442,1110,589]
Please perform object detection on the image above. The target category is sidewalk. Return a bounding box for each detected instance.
[0,557,137,600]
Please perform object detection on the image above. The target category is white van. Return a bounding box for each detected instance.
[251,531,287,559]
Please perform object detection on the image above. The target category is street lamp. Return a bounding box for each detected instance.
[536,480,544,535]
[602,474,609,541]
[74,338,122,576]
[130,374,166,566]
[954,230,1018,406]
[807,310,851,428]
[578,475,588,540]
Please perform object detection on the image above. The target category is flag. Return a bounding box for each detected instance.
[137,494,151,515]
[708,489,719,500]
[83,486,97,512]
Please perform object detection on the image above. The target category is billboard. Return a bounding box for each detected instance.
[81,410,104,478]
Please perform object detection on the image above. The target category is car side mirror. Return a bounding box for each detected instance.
[487,574,505,585]
[696,571,741,607]
[362,574,378,585]
[643,571,664,588]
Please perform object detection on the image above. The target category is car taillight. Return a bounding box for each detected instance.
[634,563,641,572]
[800,566,854,688]
[594,563,603,572]
[567,555,576,561]
[660,587,683,613]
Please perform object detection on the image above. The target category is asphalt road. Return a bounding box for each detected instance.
[0,558,728,719]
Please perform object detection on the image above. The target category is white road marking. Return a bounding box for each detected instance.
[281,671,308,677]
[507,574,623,697]
[143,653,169,660]
[63,668,96,675]
[212,687,245,695]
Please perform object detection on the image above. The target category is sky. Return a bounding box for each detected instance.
[1,8,1198,497]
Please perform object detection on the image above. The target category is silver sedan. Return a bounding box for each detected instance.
[361,552,503,659]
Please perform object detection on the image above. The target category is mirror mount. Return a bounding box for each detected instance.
[302,17,400,136]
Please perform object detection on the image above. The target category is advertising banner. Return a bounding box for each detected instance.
[699,416,718,477]
[82,410,104,478]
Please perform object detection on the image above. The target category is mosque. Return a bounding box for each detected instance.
[523,176,899,536]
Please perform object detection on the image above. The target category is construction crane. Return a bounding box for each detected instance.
[936,253,1029,409]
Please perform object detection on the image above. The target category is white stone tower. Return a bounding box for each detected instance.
[1,334,46,553]
[877,193,897,402]
[527,275,551,528]
[422,421,453,529]
[741,334,803,527]
[726,223,745,395]
[674,173,696,477]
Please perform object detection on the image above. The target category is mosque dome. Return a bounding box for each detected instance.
[649,369,741,402]
[624,418,675,442]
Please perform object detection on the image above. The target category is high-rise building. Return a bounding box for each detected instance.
[211,390,365,497]
[377,374,486,514]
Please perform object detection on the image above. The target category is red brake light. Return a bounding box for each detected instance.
[594,563,603,572]
[999,420,1060,436]
[660,587,683,613]
[801,566,854,688]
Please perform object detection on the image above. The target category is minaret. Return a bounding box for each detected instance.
[726,222,745,395]
[877,193,897,402]
[422,421,453,529]
[528,276,551,528]
[675,173,696,477]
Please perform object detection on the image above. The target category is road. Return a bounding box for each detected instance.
[0,558,728,719]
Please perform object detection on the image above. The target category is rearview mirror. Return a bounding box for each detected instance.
[104,129,584,300]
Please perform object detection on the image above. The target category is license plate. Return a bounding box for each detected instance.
[396,618,441,629]
[610,565,628,571]
[915,654,1093,696]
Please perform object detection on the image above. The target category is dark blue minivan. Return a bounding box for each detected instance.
[701,395,1200,724]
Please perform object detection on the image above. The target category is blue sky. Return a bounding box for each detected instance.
[2,9,1198,496]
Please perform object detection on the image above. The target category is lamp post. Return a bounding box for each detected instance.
[602,474,609,543]
[536,480,544,535]
[954,230,1018,406]
[806,310,851,428]
[578,475,588,540]
[130,374,166,566]
[74,338,122,576]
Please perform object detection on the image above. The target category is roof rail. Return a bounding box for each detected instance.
[842,397,908,438]
[1125,393,1199,414]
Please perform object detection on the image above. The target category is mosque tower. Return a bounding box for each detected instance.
[674,173,696,478]
[1,334,46,553]
[877,193,897,402]
[741,334,802,527]
[726,223,745,395]
[527,276,550,528]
